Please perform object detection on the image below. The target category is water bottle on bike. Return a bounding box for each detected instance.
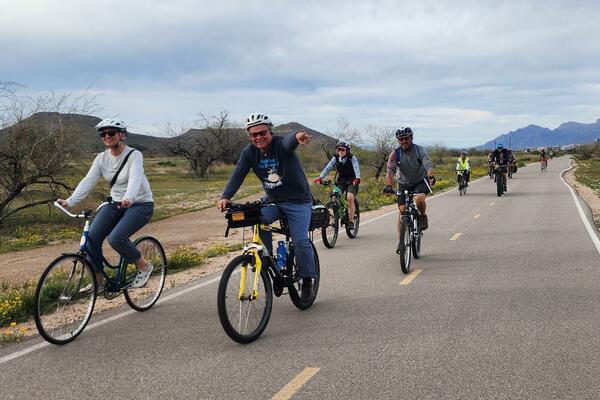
[276,240,288,271]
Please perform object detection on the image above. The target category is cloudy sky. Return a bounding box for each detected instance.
[2,0,600,147]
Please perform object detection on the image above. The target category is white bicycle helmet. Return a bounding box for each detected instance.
[95,118,127,132]
[245,113,273,130]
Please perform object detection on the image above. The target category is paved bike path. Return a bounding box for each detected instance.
[2,156,600,399]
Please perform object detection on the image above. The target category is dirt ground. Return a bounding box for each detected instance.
[0,192,398,285]
[564,166,600,228]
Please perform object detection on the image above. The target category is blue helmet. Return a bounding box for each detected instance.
[496,143,504,149]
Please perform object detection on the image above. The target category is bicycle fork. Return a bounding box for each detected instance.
[239,249,263,301]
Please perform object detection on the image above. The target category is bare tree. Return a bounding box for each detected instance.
[427,142,447,165]
[315,116,361,160]
[168,111,245,178]
[0,84,95,225]
[362,125,396,179]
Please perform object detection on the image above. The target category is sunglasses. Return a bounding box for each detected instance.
[398,136,411,142]
[336,147,347,152]
[99,130,120,138]
[249,130,270,139]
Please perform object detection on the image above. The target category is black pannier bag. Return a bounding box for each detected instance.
[225,202,263,228]
[310,202,329,230]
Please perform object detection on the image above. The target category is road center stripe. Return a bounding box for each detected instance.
[489,202,496,206]
[473,214,481,219]
[272,367,320,400]
[449,232,462,241]
[399,269,422,285]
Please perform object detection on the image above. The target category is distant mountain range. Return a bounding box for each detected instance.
[3,113,335,154]
[478,119,600,150]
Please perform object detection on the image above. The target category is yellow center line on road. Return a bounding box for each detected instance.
[272,368,321,400]
[449,232,462,241]
[399,269,422,285]
[489,202,496,206]
[473,214,481,219]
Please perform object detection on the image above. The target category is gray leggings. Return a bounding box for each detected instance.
[87,202,153,273]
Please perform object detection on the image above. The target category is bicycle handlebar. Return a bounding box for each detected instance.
[54,199,123,219]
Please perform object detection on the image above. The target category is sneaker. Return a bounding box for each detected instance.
[301,278,315,301]
[130,264,154,288]
[78,278,104,294]
[347,220,355,230]
[418,215,428,231]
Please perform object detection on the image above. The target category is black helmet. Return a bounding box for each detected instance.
[395,127,413,139]
[336,140,350,150]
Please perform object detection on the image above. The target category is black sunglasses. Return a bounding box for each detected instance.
[99,130,120,138]
[249,130,270,139]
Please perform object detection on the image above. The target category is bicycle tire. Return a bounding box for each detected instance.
[288,241,320,310]
[496,172,503,197]
[412,229,422,259]
[321,201,339,248]
[399,216,412,274]
[345,199,360,239]
[34,254,97,345]
[124,236,168,311]
[217,254,273,344]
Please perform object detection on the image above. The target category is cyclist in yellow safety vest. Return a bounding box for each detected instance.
[456,151,471,186]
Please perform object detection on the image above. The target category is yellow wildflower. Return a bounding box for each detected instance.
[9,321,16,327]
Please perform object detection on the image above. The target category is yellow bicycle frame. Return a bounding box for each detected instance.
[238,224,268,301]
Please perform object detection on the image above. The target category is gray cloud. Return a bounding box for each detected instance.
[2,0,600,146]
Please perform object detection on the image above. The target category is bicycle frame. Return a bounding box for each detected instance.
[55,201,133,293]
[238,222,293,301]
[400,191,420,226]
[331,186,348,213]
[321,181,349,218]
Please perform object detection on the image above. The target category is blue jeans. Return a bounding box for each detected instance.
[259,202,316,278]
[87,202,154,273]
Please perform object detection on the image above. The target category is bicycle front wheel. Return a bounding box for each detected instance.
[412,230,422,259]
[321,201,339,248]
[399,217,412,274]
[345,199,360,239]
[288,242,320,310]
[34,254,97,345]
[496,173,503,197]
[217,254,273,344]
[124,236,168,311]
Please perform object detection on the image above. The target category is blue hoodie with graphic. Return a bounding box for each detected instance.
[221,133,312,203]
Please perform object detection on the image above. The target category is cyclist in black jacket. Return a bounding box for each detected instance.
[314,141,361,229]
[491,143,510,191]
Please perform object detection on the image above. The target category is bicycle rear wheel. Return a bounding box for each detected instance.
[288,242,320,310]
[399,217,412,274]
[34,254,97,345]
[321,201,339,248]
[345,199,360,238]
[124,236,168,311]
[217,254,273,343]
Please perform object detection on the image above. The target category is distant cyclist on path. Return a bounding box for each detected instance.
[456,150,471,186]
